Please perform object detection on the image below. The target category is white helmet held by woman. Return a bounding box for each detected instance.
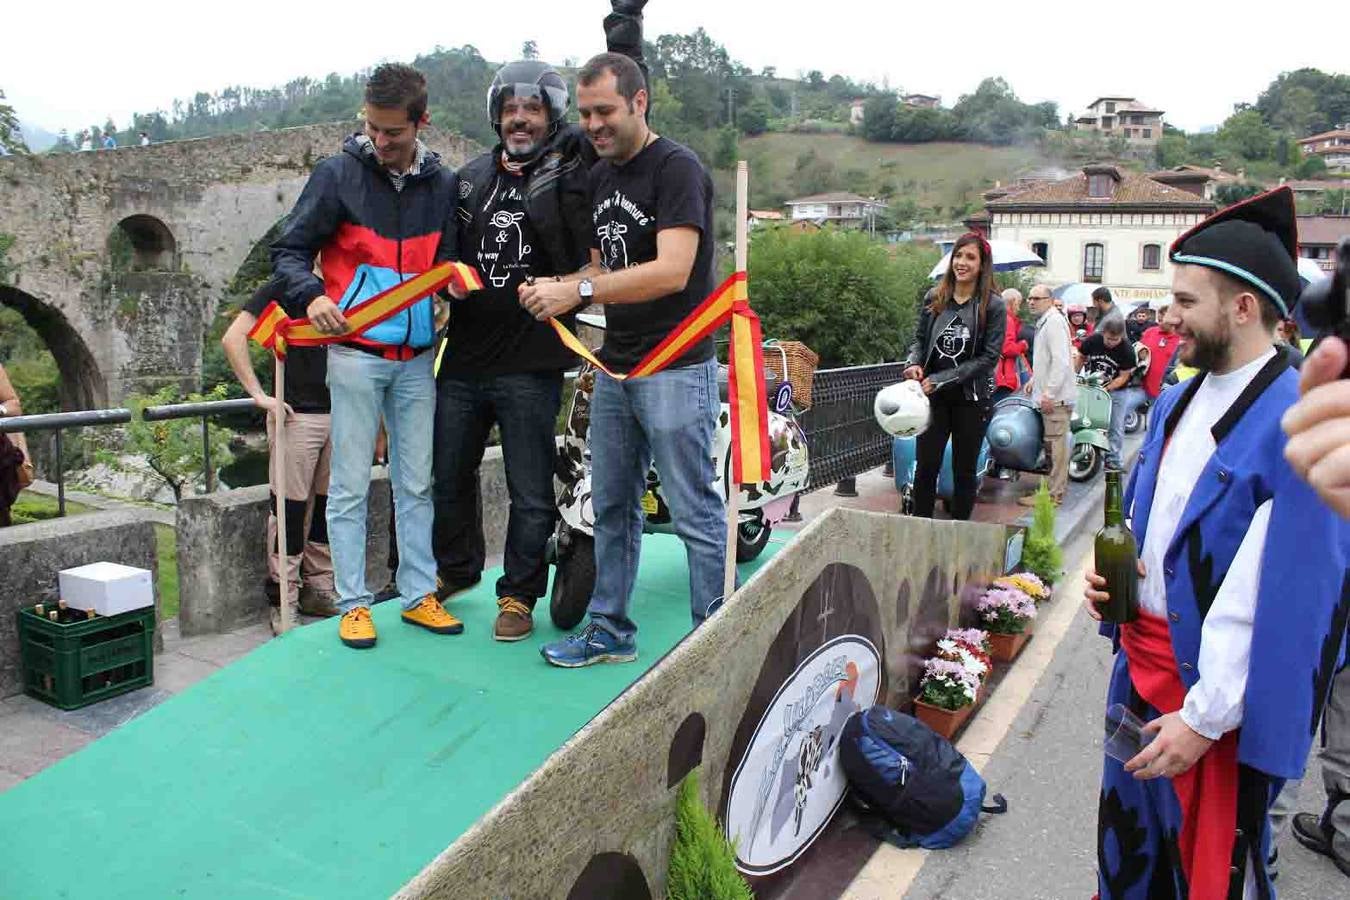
[874,380,931,438]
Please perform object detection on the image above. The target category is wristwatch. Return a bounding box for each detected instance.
[578,278,595,302]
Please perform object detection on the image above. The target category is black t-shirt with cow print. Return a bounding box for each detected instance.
[589,137,716,372]
[439,161,577,377]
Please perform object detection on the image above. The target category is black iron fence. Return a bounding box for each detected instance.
[798,363,904,491]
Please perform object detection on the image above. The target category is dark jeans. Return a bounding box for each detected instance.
[433,371,563,604]
[913,390,987,521]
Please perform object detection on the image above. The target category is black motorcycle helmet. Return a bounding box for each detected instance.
[487,61,570,150]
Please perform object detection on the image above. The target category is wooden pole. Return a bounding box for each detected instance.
[273,355,293,633]
[722,161,749,604]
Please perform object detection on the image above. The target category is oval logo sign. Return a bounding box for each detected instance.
[773,381,794,414]
[724,634,882,875]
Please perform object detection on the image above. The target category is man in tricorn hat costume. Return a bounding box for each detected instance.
[1084,186,1350,899]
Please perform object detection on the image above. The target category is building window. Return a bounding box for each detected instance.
[1142,244,1162,271]
[1032,241,1049,264]
[1143,128,1152,139]
[1088,175,1113,198]
[1105,102,1116,114]
[1084,243,1105,282]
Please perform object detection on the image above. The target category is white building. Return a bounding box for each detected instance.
[987,164,1214,303]
[1073,97,1165,147]
[784,192,887,229]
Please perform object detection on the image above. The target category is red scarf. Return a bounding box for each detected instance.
[1120,612,1240,900]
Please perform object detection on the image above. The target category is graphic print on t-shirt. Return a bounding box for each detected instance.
[593,189,652,272]
[477,183,533,289]
[934,317,972,363]
[1078,334,1136,384]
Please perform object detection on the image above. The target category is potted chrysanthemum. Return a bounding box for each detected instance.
[914,658,981,739]
[976,585,1038,662]
[994,572,1051,605]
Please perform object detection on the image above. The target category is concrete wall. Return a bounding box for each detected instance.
[176,448,509,636]
[0,511,160,699]
[398,508,1014,900]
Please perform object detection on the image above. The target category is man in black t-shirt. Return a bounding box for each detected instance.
[521,52,723,669]
[434,60,588,643]
[1075,315,1140,469]
[221,274,339,632]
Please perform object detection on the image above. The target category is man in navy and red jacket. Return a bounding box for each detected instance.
[271,63,467,650]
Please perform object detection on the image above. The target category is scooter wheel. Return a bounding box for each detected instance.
[1069,445,1103,482]
[549,531,596,630]
[736,514,772,562]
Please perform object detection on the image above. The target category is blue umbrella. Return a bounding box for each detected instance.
[1051,282,1097,307]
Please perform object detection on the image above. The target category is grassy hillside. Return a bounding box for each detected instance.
[737,133,1058,221]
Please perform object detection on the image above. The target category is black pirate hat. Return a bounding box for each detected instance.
[1169,185,1300,316]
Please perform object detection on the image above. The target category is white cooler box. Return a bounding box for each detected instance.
[58,562,154,616]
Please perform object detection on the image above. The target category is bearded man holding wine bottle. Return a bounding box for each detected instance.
[1082,187,1350,900]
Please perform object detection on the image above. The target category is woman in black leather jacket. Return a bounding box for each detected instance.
[902,233,1006,520]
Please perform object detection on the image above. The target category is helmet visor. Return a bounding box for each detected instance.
[495,83,569,123]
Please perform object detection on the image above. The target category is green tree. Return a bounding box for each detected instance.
[1218,109,1276,160]
[738,98,771,136]
[104,385,235,502]
[1154,132,1188,169]
[713,125,739,170]
[0,89,28,154]
[747,228,930,367]
[667,771,753,900]
[1215,182,1265,207]
[521,40,539,60]
[1271,85,1320,137]
[860,95,897,142]
[1298,153,1328,179]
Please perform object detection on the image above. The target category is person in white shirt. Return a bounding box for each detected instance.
[1020,283,1075,506]
[1082,187,1350,899]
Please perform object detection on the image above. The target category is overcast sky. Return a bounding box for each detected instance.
[4,1,1344,137]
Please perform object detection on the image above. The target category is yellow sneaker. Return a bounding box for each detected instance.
[339,607,377,649]
[401,594,464,635]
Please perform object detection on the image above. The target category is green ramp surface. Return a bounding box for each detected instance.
[0,534,777,899]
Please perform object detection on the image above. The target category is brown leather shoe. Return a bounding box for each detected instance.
[493,597,534,642]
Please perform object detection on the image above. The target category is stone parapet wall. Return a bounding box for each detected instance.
[398,508,1013,899]
[0,511,160,698]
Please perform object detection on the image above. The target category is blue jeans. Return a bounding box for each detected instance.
[433,371,562,603]
[325,346,436,613]
[587,358,727,641]
[1107,386,1147,468]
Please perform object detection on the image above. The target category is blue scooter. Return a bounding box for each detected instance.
[891,434,993,515]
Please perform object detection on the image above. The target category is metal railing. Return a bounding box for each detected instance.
[3,362,901,519]
[797,362,906,491]
[1,399,261,517]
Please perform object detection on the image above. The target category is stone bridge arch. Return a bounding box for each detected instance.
[0,123,479,405]
[0,284,105,410]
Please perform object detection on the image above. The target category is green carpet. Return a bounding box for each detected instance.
[0,534,777,899]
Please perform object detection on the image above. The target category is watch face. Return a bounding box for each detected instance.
[580,279,594,299]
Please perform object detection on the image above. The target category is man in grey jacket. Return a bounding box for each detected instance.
[1022,284,1076,505]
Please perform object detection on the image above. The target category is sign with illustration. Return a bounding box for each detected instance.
[724,634,882,874]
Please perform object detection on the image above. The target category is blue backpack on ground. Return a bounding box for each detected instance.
[839,705,1007,849]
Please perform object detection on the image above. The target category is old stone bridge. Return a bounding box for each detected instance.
[0,123,477,408]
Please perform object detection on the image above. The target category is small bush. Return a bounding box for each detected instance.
[666,771,753,900]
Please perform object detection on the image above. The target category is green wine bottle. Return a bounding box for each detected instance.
[1094,469,1140,624]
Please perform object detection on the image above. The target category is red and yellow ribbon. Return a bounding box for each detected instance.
[248,261,482,358]
[548,271,771,485]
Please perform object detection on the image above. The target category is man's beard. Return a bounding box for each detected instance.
[1182,316,1231,372]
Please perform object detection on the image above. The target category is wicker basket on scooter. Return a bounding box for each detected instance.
[764,340,820,410]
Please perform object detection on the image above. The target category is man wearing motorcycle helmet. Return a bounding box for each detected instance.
[1067,304,1092,350]
[434,10,646,643]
